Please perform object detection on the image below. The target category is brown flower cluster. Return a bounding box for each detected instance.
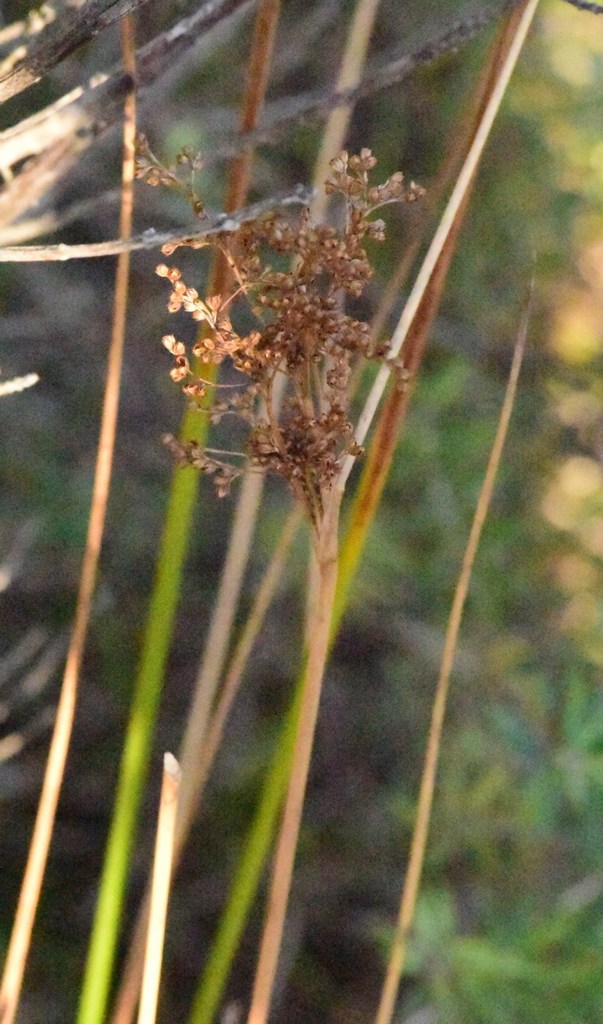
[156,151,424,524]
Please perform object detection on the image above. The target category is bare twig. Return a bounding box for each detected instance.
[0,0,251,231]
[203,0,526,168]
[0,187,314,262]
[0,0,151,104]
[0,373,39,396]
[137,754,181,1024]
[562,0,603,12]
[0,0,523,227]
[0,0,251,176]
[374,285,532,1024]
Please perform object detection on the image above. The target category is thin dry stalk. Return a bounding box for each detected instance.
[174,0,282,793]
[310,0,380,222]
[340,0,539,489]
[369,0,534,345]
[341,0,533,597]
[178,504,302,842]
[374,291,531,1024]
[305,0,381,629]
[137,754,181,1024]
[247,492,342,1024]
[110,7,282,1022]
[0,20,136,1024]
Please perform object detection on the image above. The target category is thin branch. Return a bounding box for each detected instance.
[0,0,251,175]
[0,373,39,396]
[0,18,137,1024]
[374,286,532,1024]
[0,0,151,104]
[0,0,522,226]
[137,754,181,1024]
[0,188,314,262]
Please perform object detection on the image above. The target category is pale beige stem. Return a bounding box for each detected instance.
[246,492,342,1024]
[178,504,303,844]
[374,293,531,1024]
[0,19,136,1024]
[340,0,540,490]
[178,468,264,815]
[177,0,283,836]
[137,754,181,1024]
[310,0,381,220]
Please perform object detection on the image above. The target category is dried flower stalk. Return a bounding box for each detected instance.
[154,149,423,1024]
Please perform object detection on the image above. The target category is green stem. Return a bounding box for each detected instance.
[189,680,302,1024]
[76,406,206,1024]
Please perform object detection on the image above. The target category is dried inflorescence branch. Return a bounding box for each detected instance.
[155,150,424,526]
[136,134,205,216]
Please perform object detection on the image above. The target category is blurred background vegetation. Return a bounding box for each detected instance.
[0,1,602,1022]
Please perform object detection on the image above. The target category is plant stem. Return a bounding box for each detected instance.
[374,289,531,1024]
[246,491,342,1024]
[339,0,540,490]
[137,754,181,1024]
[112,505,301,1024]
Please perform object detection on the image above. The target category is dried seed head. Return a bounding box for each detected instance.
[157,151,424,520]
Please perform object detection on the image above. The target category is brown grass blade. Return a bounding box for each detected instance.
[339,0,540,491]
[0,18,137,1024]
[339,0,537,611]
